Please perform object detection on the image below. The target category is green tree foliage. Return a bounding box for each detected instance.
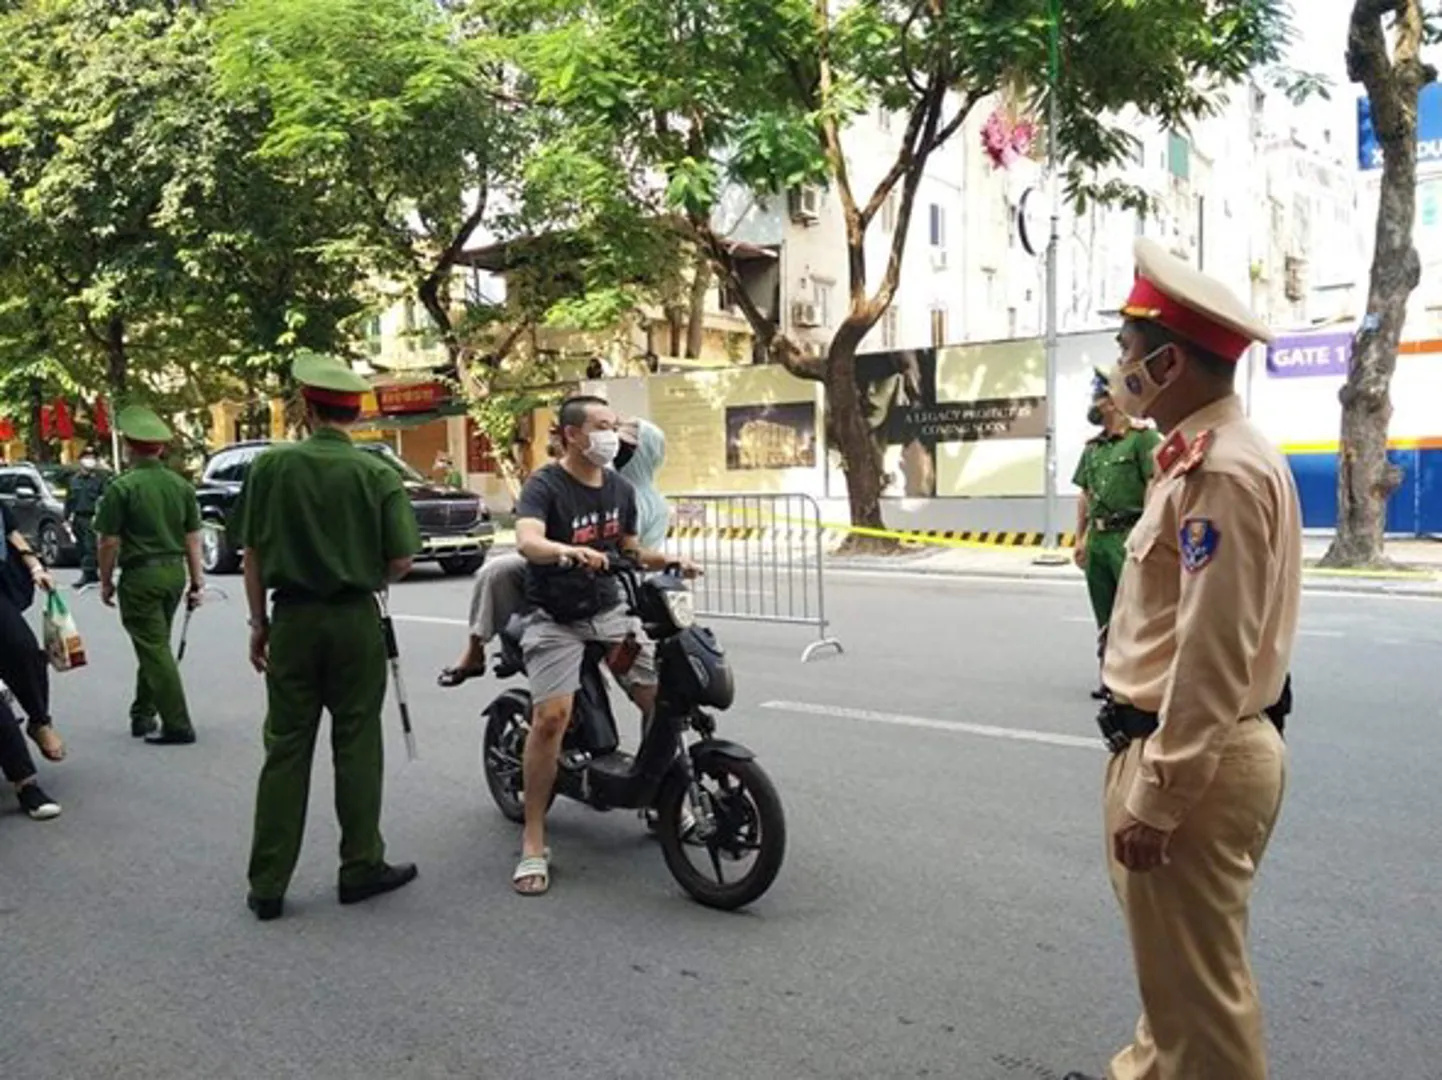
[0,0,365,441]
[516,0,1295,533]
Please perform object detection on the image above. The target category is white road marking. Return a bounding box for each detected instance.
[760,700,1099,751]
[392,614,468,628]
[1298,629,1346,639]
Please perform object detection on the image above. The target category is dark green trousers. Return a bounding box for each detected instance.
[248,596,389,899]
[118,561,193,735]
[1084,528,1129,631]
[75,515,99,581]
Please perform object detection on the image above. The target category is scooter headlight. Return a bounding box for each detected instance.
[663,587,695,630]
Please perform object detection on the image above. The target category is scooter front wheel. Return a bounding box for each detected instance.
[656,755,786,911]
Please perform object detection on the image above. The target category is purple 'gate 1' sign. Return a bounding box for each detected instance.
[1266,331,1353,379]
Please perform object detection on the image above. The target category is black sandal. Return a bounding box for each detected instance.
[437,665,485,688]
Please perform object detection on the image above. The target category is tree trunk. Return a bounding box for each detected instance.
[26,377,45,463]
[105,316,127,404]
[1323,0,1434,567]
[418,275,460,375]
[824,323,893,552]
[684,252,712,359]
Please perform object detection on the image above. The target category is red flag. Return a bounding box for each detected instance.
[53,398,75,440]
[94,397,111,436]
[39,405,53,440]
[0,418,14,442]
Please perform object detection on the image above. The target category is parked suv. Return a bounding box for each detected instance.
[0,463,79,567]
[194,440,494,577]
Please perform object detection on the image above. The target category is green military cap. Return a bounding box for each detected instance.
[293,351,370,406]
[117,404,173,443]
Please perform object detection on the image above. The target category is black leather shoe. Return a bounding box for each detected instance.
[1062,1072,1102,1080]
[247,894,284,921]
[131,718,159,738]
[338,862,418,905]
[145,730,197,746]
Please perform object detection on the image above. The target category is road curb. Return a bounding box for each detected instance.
[823,558,1442,597]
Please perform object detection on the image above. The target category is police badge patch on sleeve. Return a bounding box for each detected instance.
[1180,517,1220,572]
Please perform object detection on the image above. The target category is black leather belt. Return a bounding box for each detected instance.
[1092,511,1141,533]
[121,553,183,570]
[1097,675,1292,754]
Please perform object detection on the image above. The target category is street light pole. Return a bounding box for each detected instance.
[1037,0,1066,564]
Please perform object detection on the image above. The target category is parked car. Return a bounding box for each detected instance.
[37,462,79,500]
[194,439,494,577]
[0,463,79,566]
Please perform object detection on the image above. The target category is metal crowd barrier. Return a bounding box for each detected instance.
[665,492,843,662]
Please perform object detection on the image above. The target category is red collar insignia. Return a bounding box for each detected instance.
[1176,429,1214,475]
[1155,429,1213,477]
[1155,431,1188,474]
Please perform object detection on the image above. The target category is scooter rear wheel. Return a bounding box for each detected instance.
[656,755,785,911]
[481,697,553,823]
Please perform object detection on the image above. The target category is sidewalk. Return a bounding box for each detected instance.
[825,536,1442,595]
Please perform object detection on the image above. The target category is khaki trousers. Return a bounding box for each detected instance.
[1104,717,1287,1080]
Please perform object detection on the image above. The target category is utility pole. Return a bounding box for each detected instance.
[1036,0,1067,565]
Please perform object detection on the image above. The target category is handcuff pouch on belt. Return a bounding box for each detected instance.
[1095,673,1293,754]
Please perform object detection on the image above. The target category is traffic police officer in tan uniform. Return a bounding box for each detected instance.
[1063,238,1302,1080]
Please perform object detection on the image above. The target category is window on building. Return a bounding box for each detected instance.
[929,203,946,248]
[1007,307,1018,339]
[930,306,948,347]
[984,269,996,311]
[881,306,899,349]
[814,280,834,327]
[878,107,892,133]
[1167,132,1191,180]
[882,189,899,232]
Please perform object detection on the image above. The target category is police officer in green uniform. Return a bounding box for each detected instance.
[237,353,422,922]
[95,406,205,744]
[65,444,111,587]
[1072,370,1161,697]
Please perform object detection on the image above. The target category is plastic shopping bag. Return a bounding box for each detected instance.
[43,589,87,672]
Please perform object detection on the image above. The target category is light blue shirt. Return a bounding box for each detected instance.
[617,419,668,551]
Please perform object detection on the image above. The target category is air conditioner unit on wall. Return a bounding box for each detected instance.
[803,340,826,359]
[788,185,822,224]
[792,301,820,327]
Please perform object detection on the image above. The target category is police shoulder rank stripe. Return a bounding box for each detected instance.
[1180,517,1220,572]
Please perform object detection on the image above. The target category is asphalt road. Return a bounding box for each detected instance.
[3,565,1440,1080]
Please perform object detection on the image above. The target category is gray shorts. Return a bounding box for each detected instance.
[520,605,657,705]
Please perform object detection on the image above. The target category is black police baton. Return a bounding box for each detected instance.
[377,590,417,761]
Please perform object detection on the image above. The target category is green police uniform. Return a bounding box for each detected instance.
[65,454,111,584]
[238,353,421,907]
[1073,423,1161,629]
[93,408,201,740]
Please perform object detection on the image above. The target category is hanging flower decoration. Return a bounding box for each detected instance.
[982,106,1038,169]
[981,81,1040,170]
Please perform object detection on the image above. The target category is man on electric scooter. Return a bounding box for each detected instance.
[510,395,699,896]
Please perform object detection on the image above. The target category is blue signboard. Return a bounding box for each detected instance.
[1357,82,1442,171]
[1267,330,1352,379]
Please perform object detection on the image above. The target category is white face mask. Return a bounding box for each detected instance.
[80,457,97,470]
[582,429,620,467]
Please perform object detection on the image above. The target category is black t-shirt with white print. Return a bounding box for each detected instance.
[514,463,638,621]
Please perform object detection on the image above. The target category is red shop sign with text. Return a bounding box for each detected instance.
[376,382,447,415]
